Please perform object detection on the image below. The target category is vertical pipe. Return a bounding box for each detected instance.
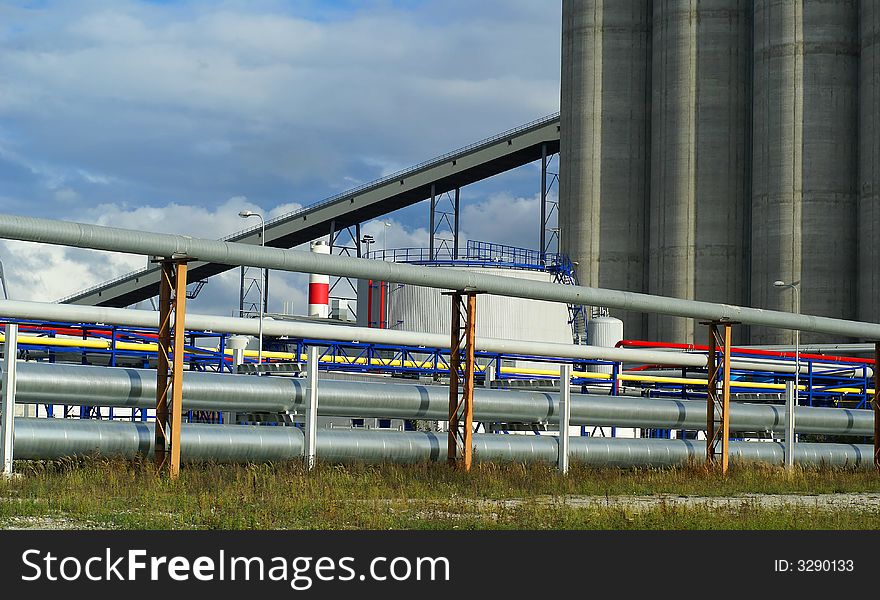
[379,281,387,329]
[169,261,188,479]
[483,363,495,388]
[874,342,880,470]
[558,363,572,474]
[308,241,331,318]
[721,323,731,474]
[1,324,18,476]
[263,269,269,314]
[305,345,318,471]
[367,280,373,328]
[238,265,245,317]
[784,380,795,469]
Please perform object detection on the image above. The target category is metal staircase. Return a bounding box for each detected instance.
[549,255,588,345]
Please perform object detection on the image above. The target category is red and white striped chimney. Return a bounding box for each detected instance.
[308,241,330,318]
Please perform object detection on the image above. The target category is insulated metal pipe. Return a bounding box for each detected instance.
[8,363,874,437]
[10,418,874,468]
[0,214,878,339]
[0,299,861,376]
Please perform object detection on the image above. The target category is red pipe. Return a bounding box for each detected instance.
[367,280,373,328]
[615,339,874,365]
[380,281,387,329]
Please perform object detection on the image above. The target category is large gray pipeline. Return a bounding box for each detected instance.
[0,213,877,339]
[1,299,860,376]
[9,363,875,437]
[10,418,873,468]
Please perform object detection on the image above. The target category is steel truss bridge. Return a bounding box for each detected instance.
[60,114,562,309]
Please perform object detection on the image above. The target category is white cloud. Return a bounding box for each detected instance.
[0,1,560,212]
[0,1,562,318]
[0,196,304,309]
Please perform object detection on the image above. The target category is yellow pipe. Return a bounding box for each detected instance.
[3,334,875,395]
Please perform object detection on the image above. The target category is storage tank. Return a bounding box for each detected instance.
[859,2,880,326]
[648,0,750,344]
[559,0,652,340]
[384,267,572,349]
[586,316,624,373]
[750,0,859,344]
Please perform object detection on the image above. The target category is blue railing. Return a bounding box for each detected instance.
[366,240,566,272]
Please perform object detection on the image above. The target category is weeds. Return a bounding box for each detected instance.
[0,459,878,530]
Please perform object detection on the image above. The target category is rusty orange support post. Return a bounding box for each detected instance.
[168,260,188,479]
[705,321,734,474]
[154,261,173,470]
[154,257,189,479]
[447,293,461,463]
[446,291,477,471]
[462,292,476,470]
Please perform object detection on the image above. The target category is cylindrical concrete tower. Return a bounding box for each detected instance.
[751,0,859,344]
[859,2,880,326]
[308,241,330,318]
[648,0,750,344]
[559,0,653,340]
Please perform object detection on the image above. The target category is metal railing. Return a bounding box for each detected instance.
[365,240,565,271]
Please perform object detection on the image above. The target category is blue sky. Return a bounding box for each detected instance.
[0,0,561,314]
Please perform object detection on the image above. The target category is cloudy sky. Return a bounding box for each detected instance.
[0,0,561,315]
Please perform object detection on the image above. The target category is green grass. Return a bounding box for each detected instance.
[1,458,879,529]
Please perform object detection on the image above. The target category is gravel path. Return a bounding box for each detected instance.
[496,492,880,512]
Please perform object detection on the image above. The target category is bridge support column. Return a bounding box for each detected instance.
[430,184,461,261]
[540,144,560,257]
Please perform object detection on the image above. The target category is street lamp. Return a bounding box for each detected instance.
[383,221,392,256]
[239,210,265,365]
[773,279,800,468]
[361,234,375,257]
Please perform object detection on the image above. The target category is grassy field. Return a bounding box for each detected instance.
[1,458,879,529]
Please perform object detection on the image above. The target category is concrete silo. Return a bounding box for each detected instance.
[859,2,880,326]
[559,0,652,340]
[750,0,859,344]
[647,0,750,344]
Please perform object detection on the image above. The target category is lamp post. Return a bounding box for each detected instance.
[383,221,391,256]
[361,234,375,257]
[239,210,265,365]
[773,280,800,468]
